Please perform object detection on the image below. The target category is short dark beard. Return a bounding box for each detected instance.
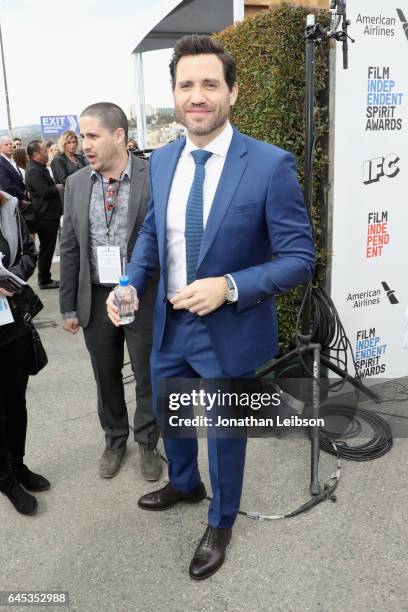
[175,106,230,137]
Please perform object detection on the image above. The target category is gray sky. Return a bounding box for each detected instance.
[0,0,174,129]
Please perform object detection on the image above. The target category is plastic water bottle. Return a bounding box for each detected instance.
[114,276,136,325]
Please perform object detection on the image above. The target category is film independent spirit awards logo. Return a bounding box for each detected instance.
[346,282,399,309]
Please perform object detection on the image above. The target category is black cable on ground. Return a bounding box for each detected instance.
[318,403,393,461]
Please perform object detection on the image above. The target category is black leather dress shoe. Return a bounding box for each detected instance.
[189,525,232,580]
[138,481,207,511]
[38,280,59,289]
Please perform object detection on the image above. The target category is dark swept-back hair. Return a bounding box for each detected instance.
[80,102,128,142]
[27,140,43,159]
[169,34,237,91]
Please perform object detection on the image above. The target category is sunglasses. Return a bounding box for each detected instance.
[105,181,119,212]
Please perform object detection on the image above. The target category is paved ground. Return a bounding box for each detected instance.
[1,262,407,612]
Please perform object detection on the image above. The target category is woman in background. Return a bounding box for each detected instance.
[50,130,86,186]
[12,148,29,181]
[47,144,60,181]
[0,190,50,515]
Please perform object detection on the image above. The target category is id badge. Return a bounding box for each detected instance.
[0,296,14,326]
[97,246,121,284]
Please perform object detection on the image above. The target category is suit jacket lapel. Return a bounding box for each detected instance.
[127,156,145,242]
[198,129,248,268]
[1,156,24,185]
[78,169,92,252]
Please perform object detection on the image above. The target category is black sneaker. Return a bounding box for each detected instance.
[38,280,59,289]
[0,474,38,515]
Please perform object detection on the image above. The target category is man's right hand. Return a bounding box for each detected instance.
[63,318,79,334]
[106,290,139,327]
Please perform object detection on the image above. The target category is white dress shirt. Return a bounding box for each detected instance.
[166,121,235,299]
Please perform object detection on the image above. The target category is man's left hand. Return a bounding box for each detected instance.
[170,277,227,316]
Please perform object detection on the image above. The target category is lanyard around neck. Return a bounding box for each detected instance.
[101,177,122,245]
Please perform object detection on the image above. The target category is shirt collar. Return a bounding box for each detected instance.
[182,121,233,159]
[1,153,15,165]
[91,153,132,182]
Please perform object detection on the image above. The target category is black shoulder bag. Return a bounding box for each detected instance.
[23,311,48,375]
[11,211,48,375]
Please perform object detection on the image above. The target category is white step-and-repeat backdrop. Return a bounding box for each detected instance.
[330,0,408,379]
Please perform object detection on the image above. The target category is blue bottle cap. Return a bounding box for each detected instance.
[119,275,130,287]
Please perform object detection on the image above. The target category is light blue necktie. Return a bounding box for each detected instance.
[185,149,213,285]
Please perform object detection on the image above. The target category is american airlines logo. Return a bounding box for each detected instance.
[363,153,400,185]
[381,281,399,305]
[397,9,408,40]
[346,282,399,309]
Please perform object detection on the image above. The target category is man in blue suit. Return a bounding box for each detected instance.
[107,34,315,579]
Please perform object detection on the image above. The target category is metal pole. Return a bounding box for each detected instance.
[304,17,315,219]
[300,15,317,339]
[132,51,147,151]
[233,0,245,22]
[0,22,12,135]
[310,344,321,495]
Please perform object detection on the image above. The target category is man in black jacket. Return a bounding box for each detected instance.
[0,136,26,201]
[25,140,63,289]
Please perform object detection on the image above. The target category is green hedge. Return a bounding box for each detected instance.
[216,3,330,350]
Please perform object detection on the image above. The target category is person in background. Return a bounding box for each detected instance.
[127,138,139,151]
[13,148,29,181]
[127,138,147,160]
[25,140,63,289]
[51,131,86,186]
[9,148,37,238]
[48,144,60,181]
[0,136,26,202]
[48,144,59,163]
[0,190,50,516]
[12,137,22,149]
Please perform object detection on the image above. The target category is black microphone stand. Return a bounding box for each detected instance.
[257,2,377,496]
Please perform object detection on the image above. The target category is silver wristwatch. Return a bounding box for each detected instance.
[224,275,237,304]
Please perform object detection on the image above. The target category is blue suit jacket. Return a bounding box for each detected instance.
[0,155,25,200]
[127,128,315,376]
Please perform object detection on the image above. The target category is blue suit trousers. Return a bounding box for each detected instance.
[151,306,251,528]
